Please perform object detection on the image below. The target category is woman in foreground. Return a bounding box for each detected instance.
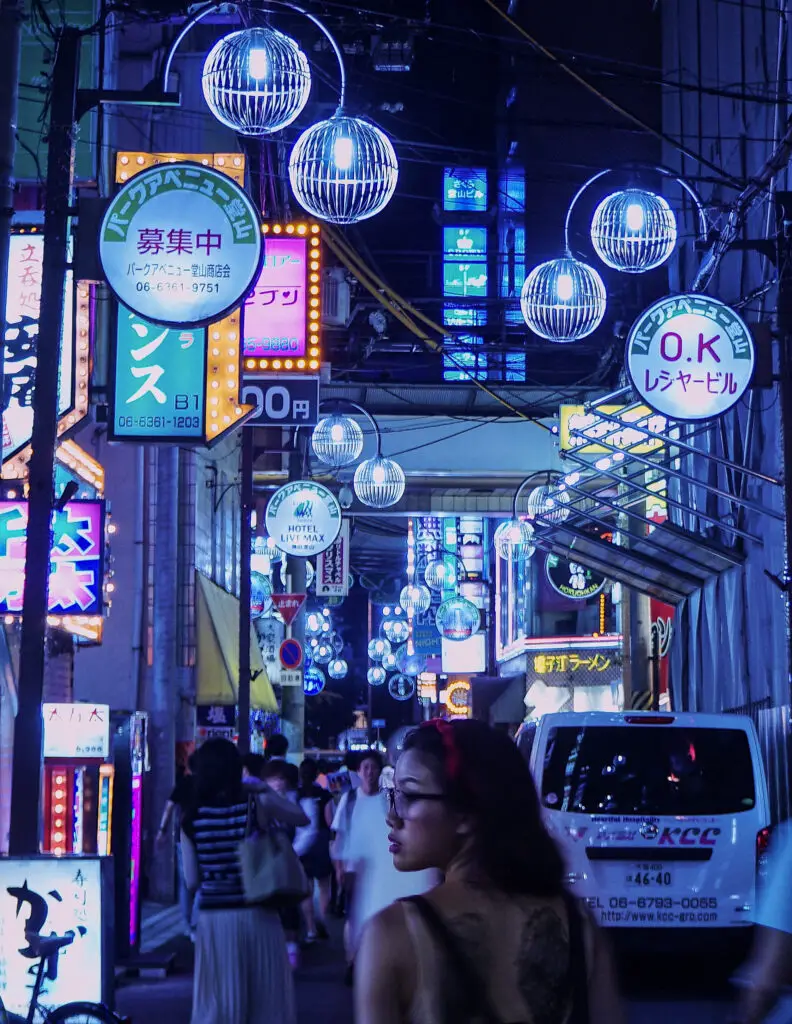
[355,719,623,1024]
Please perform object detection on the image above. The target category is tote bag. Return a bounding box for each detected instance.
[238,797,310,909]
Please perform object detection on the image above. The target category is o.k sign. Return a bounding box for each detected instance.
[626,294,754,422]
[99,162,262,327]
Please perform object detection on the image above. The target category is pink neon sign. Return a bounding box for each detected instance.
[243,236,308,358]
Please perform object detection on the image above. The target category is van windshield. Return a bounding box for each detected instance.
[541,726,756,815]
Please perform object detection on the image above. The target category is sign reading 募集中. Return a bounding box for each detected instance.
[99,162,262,327]
[626,294,755,422]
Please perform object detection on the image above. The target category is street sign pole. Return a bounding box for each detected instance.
[238,428,254,755]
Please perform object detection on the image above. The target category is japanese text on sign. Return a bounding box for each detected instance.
[43,703,110,759]
[244,236,309,358]
[0,500,104,616]
[100,163,262,326]
[534,653,612,673]
[112,305,206,441]
[3,234,75,462]
[627,294,755,421]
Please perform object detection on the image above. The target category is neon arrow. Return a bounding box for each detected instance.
[204,307,254,446]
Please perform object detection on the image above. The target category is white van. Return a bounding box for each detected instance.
[518,710,771,938]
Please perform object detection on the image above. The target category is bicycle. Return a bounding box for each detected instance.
[0,931,120,1024]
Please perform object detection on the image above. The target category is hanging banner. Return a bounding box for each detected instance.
[0,500,105,615]
[545,553,607,600]
[265,481,341,557]
[110,305,207,442]
[626,294,754,421]
[99,162,262,327]
[316,519,350,597]
[255,616,284,685]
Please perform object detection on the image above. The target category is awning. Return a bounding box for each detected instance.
[195,573,276,711]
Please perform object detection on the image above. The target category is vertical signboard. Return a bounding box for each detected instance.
[0,500,105,615]
[110,305,207,442]
[3,232,75,462]
[316,519,350,597]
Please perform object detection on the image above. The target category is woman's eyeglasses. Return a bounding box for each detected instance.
[386,787,447,819]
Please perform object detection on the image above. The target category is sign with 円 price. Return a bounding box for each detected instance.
[99,163,262,326]
[626,294,755,421]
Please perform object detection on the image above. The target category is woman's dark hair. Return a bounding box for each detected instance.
[263,758,299,789]
[190,738,244,809]
[358,749,384,770]
[299,757,319,785]
[402,719,565,897]
[242,752,266,779]
[266,733,289,759]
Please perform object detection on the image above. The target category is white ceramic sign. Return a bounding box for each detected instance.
[626,294,754,421]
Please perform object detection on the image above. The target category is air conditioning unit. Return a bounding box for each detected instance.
[323,268,351,327]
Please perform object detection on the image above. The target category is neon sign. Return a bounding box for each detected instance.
[0,500,105,616]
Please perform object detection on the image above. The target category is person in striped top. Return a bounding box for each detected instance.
[181,738,308,1024]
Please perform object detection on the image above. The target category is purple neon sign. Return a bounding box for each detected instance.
[243,236,308,359]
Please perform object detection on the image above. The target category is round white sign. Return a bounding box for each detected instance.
[626,294,754,421]
[266,481,342,558]
[99,162,262,326]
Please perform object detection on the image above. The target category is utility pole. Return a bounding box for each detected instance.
[9,27,80,855]
[281,444,305,761]
[774,191,792,691]
[238,429,254,754]
[0,0,23,424]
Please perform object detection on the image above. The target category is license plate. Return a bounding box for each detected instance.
[625,864,673,887]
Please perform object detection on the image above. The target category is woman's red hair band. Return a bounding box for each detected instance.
[422,718,462,781]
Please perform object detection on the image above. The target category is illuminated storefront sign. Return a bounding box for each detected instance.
[0,858,111,1015]
[111,305,207,442]
[558,403,666,456]
[43,703,110,759]
[100,162,262,326]
[243,226,322,372]
[626,294,755,421]
[2,231,79,464]
[443,168,487,212]
[444,678,472,717]
[545,553,607,600]
[0,500,105,616]
[316,519,350,597]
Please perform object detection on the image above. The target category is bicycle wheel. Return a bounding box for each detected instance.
[46,1003,119,1024]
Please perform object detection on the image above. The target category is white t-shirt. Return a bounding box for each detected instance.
[333,788,440,951]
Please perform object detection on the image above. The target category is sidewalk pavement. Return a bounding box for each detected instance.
[116,915,353,1024]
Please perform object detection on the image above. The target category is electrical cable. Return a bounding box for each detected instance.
[480,0,744,188]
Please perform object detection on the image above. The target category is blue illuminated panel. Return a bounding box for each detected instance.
[443,168,487,212]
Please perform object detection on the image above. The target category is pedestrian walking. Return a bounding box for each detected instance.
[156,751,198,940]
[295,758,334,942]
[262,757,303,969]
[180,738,308,1024]
[334,749,439,984]
[355,719,623,1024]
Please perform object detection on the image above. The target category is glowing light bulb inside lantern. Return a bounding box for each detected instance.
[626,202,645,231]
[333,136,354,171]
[372,463,386,485]
[330,423,344,442]
[248,48,268,80]
[556,273,574,301]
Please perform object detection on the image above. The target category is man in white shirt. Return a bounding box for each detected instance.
[332,750,439,979]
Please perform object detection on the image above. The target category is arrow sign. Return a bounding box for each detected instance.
[272,593,307,626]
[204,307,255,445]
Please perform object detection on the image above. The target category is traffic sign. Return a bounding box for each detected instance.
[280,669,304,688]
[271,593,307,626]
[241,375,320,427]
[279,638,304,670]
[371,719,386,728]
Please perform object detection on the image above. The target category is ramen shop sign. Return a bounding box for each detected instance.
[626,294,754,421]
[99,162,262,327]
[265,481,341,558]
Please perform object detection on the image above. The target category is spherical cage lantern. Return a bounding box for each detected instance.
[591,188,677,274]
[289,114,399,224]
[520,257,606,343]
[494,518,536,563]
[354,455,406,509]
[424,557,457,591]
[399,583,431,614]
[311,414,364,469]
[328,658,348,680]
[202,27,312,137]
[367,666,387,687]
[367,637,391,661]
[526,485,570,525]
[435,597,480,642]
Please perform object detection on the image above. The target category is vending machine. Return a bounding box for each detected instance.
[41,703,114,856]
[111,711,149,962]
